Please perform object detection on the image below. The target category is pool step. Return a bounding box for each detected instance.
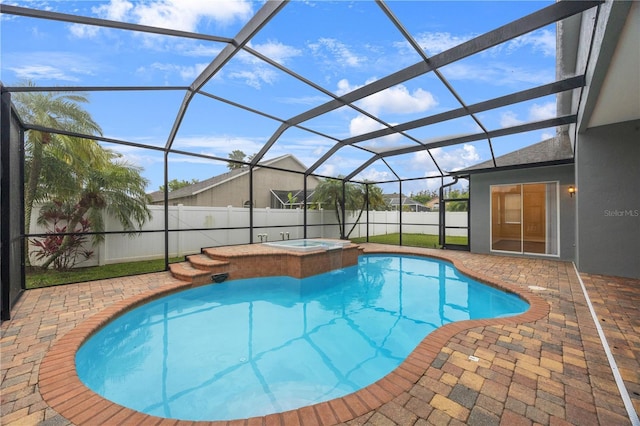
[187,254,230,272]
[169,255,230,286]
[201,248,229,261]
[169,262,212,286]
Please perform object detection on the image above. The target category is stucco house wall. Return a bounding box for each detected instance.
[575,119,640,279]
[469,164,576,262]
[192,166,316,208]
[151,155,320,208]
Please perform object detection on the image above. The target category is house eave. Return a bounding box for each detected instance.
[450,158,575,176]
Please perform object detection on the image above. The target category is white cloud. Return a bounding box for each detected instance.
[484,29,556,59]
[308,38,365,68]
[358,169,392,182]
[313,146,326,156]
[363,86,437,115]
[529,102,556,121]
[167,156,222,166]
[7,52,98,82]
[337,78,438,138]
[349,115,384,137]
[460,144,480,162]
[228,67,278,89]
[69,24,100,38]
[67,0,131,39]
[441,62,553,87]
[173,134,263,157]
[347,115,405,147]
[540,131,555,141]
[111,0,252,32]
[9,64,79,82]
[180,43,224,58]
[409,151,435,173]
[69,0,251,41]
[94,0,134,21]
[413,32,475,56]
[121,150,163,169]
[250,40,302,65]
[500,111,523,128]
[500,101,556,128]
[188,39,300,89]
[428,144,480,172]
[338,79,437,115]
[133,41,297,87]
[316,149,373,178]
[336,78,356,96]
[142,62,209,81]
[253,137,328,165]
[99,142,165,173]
[318,163,336,177]
[506,29,555,57]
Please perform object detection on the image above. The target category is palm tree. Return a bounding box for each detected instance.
[227,149,247,170]
[12,81,103,264]
[311,178,345,235]
[344,182,388,238]
[159,178,199,192]
[312,178,388,239]
[12,81,151,269]
[38,147,151,269]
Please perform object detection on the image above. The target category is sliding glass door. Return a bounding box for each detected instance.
[491,182,558,255]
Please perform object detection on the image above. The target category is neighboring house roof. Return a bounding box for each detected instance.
[425,197,440,210]
[148,154,311,203]
[383,193,428,209]
[458,132,574,174]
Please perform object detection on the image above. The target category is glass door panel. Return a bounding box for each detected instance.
[491,185,522,252]
[522,184,546,254]
[491,183,558,255]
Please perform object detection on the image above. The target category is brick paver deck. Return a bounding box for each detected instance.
[1,244,638,425]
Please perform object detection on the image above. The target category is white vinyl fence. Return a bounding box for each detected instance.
[29,205,467,267]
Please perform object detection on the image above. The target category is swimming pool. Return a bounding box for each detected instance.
[75,254,528,421]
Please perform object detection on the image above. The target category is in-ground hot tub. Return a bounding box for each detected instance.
[263,238,350,252]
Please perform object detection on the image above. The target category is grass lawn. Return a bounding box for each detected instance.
[350,233,468,248]
[26,257,183,289]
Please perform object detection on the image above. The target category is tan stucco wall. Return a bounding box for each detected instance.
[169,157,321,207]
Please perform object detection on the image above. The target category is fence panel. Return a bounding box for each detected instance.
[28,205,468,267]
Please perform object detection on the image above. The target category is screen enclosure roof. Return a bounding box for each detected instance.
[0,0,603,188]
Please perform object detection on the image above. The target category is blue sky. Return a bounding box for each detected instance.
[1,0,559,194]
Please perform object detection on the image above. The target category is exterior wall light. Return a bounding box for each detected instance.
[568,185,576,197]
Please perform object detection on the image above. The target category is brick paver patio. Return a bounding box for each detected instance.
[1,244,638,425]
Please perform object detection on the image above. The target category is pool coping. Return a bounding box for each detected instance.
[38,247,550,426]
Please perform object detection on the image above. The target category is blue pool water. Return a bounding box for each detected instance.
[76,254,528,421]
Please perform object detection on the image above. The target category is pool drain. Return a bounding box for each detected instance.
[212,273,229,283]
